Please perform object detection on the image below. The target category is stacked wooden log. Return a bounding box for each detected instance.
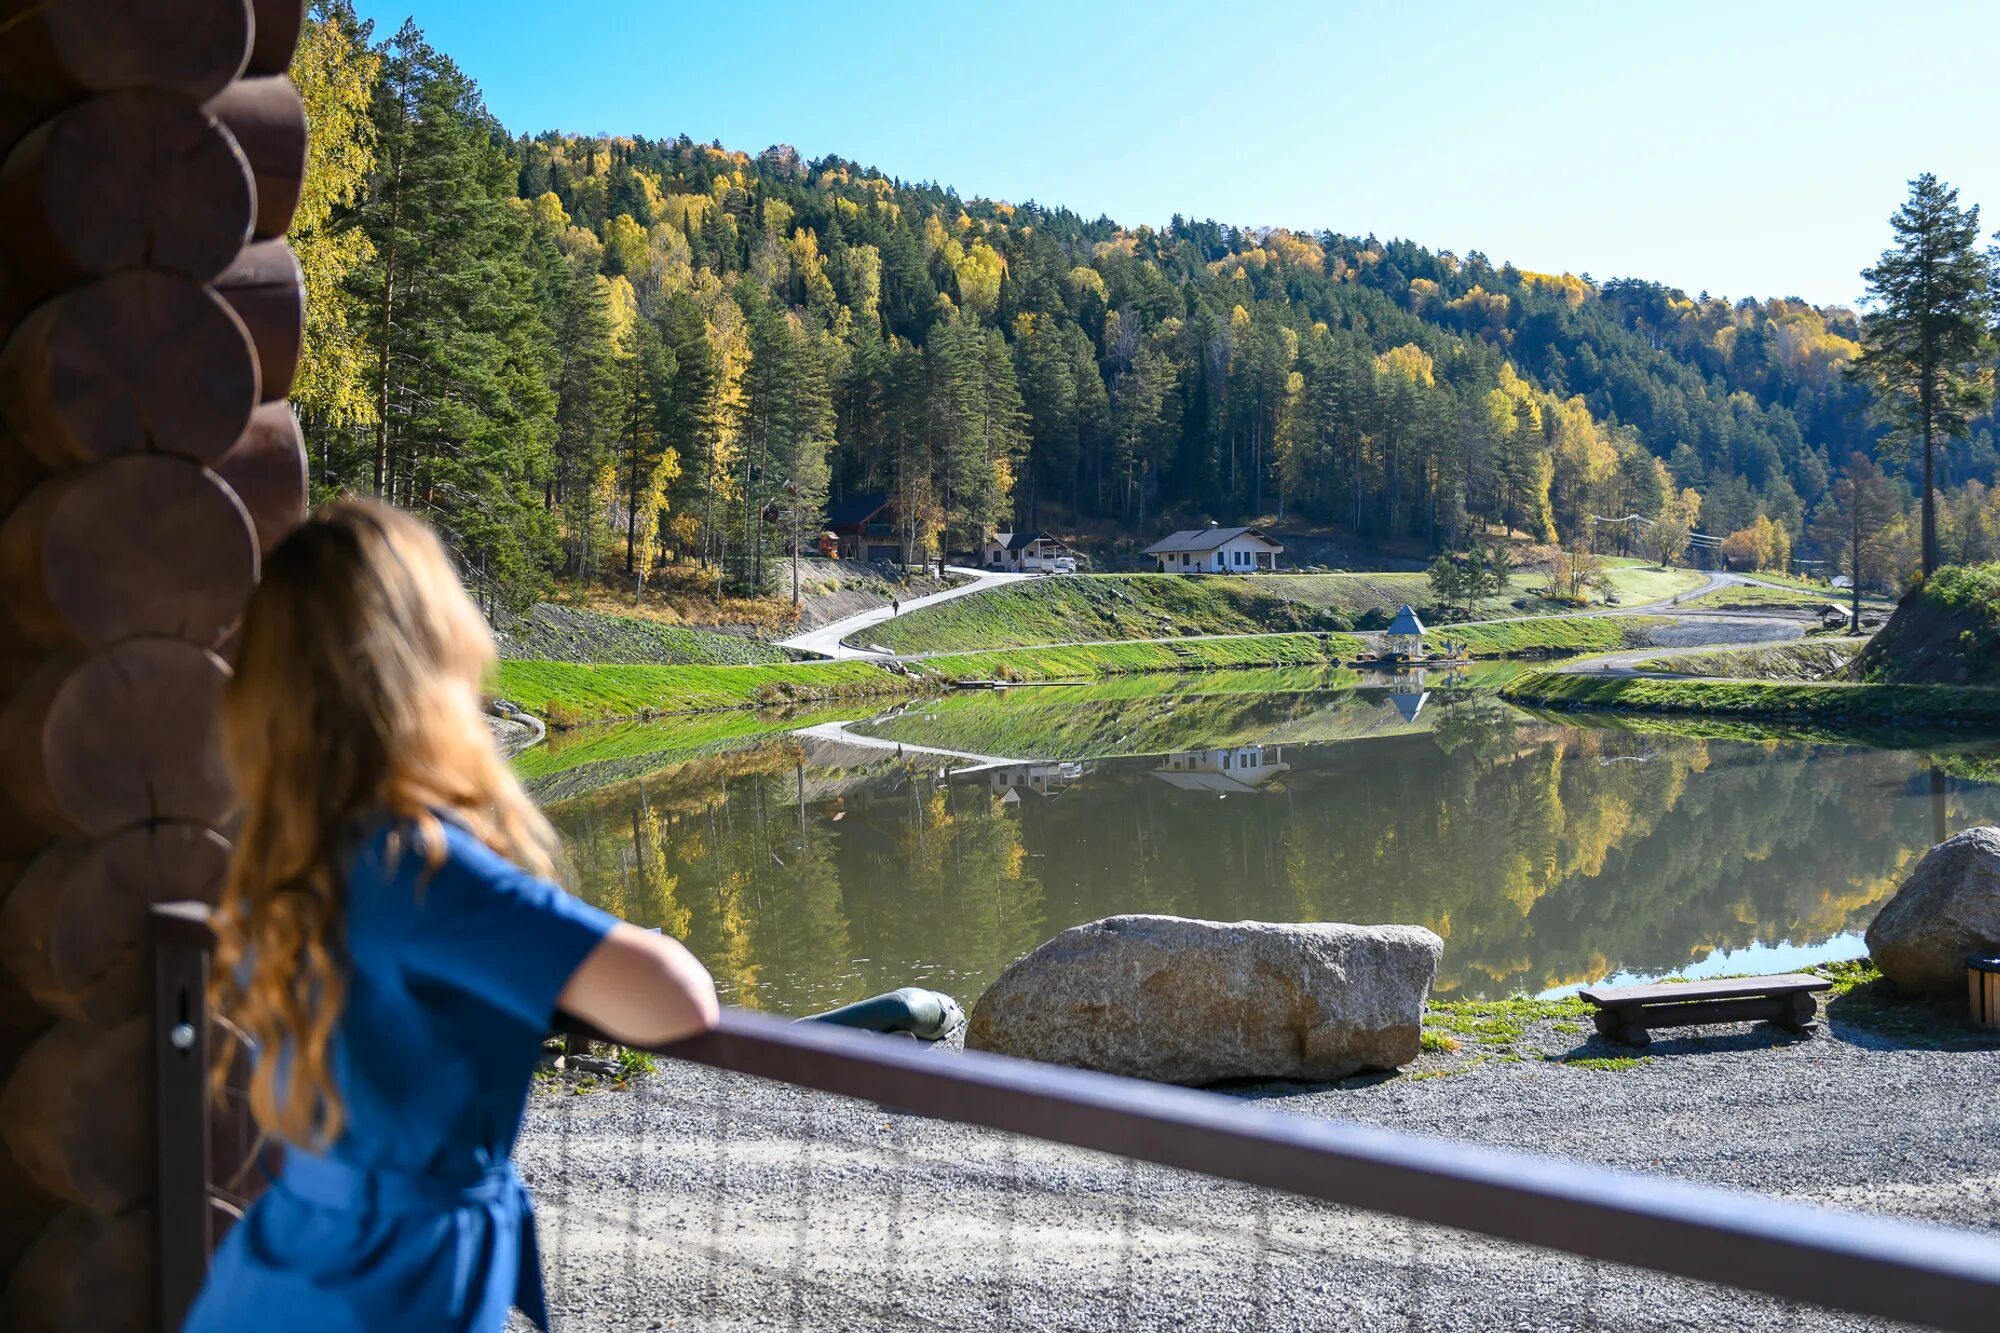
[0,3,307,1328]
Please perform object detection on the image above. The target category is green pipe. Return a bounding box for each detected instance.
[805,987,964,1041]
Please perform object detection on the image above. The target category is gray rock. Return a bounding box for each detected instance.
[1865,825,2000,994]
[964,914,1442,1084]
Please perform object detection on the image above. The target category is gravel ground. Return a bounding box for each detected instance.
[513,1006,2000,1332]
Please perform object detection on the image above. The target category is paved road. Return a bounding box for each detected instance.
[777,565,1033,659]
[782,564,1852,666]
[789,718,1024,770]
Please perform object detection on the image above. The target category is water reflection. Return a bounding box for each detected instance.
[531,677,2000,1013]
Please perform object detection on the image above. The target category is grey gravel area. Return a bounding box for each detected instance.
[1633,614,1805,650]
[513,1007,2000,1332]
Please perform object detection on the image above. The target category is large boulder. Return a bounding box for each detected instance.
[1865,826,2000,995]
[964,915,1442,1084]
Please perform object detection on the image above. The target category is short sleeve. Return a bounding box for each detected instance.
[367,821,619,1030]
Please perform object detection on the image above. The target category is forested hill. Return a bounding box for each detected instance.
[293,8,1999,608]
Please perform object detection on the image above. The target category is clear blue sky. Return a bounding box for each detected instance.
[350,0,2000,308]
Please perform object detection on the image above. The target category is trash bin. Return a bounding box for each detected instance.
[1969,956,2000,1029]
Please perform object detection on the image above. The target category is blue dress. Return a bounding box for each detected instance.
[185,818,619,1332]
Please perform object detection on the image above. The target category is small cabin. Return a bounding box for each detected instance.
[1386,604,1426,660]
[983,530,1074,572]
[1143,525,1283,574]
[825,494,912,564]
[1151,745,1290,794]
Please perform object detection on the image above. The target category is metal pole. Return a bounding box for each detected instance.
[153,903,215,1331]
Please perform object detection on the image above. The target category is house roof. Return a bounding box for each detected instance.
[1141,526,1284,555]
[998,530,1066,552]
[826,493,890,528]
[1387,604,1425,636]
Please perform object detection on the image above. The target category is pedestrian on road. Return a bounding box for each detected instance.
[892,598,901,616]
[187,500,719,1333]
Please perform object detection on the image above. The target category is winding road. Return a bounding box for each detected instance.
[777,565,1032,659]
[781,563,1862,675]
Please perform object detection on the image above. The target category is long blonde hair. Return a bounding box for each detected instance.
[210,499,558,1147]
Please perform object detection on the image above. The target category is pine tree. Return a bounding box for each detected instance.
[1810,454,1901,621]
[616,316,677,576]
[1851,174,1996,576]
[537,234,621,580]
[288,1,380,495]
[355,21,557,610]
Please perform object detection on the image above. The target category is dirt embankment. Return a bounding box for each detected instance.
[495,605,798,666]
[1642,638,1868,681]
[789,558,957,631]
[1856,563,2000,687]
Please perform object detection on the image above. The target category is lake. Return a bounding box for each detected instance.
[522,668,2000,1014]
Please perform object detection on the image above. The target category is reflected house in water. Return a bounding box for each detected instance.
[1151,745,1291,795]
[1389,670,1431,725]
[983,761,1089,804]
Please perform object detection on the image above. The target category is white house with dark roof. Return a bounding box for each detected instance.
[1142,524,1283,573]
[1150,745,1290,794]
[982,530,1074,572]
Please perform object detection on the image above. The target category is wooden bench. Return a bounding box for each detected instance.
[1578,973,1833,1047]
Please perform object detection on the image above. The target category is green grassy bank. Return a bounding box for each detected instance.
[1447,615,1669,657]
[861,567,1699,655]
[1633,639,1865,681]
[1501,670,2000,727]
[1856,562,2000,687]
[496,658,899,725]
[497,632,1364,727]
[497,604,800,666]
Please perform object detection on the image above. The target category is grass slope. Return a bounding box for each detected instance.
[496,604,797,666]
[1856,562,2000,687]
[865,569,1700,655]
[1447,616,1667,657]
[1502,670,2000,726]
[513,703,870,781]
[1635,639,1865,681]
[498,633,1363,726]
[496,659,900,726]
[1675,584,1844,612]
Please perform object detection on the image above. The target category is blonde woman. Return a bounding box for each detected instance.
[187,500,718,1332]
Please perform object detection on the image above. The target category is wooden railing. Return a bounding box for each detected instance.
[152,903,2000,1331]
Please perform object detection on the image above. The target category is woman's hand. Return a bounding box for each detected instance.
[558,923,720,1047]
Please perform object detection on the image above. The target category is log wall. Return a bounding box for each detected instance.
[0,3,308,1328]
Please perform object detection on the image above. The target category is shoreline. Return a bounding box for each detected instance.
[495,613,1719,731]
[1502,670,2000,728]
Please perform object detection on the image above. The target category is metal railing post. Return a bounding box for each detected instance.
[153,902,216,1332]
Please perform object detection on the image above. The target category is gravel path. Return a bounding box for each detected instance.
[514,1008,2000,1332]
[780,566,1032,659]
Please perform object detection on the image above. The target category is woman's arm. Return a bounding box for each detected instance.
[558,923,720,1047]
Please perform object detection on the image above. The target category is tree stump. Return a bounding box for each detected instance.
[1,825,231,1025]
[0,270,258,467]
[0,455,258,650]
[0,1141,60,1277]
[204,76,306,240]
[0,640,232,840]
[0,1018,153,1213]
[247,0,307,77]
[215,401,308,552]
[0,0,251,110]
[0,89,253,298]
[4,1205,154,1333]
[215,239,304,400]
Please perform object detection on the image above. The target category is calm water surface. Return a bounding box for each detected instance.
[522,668,2000,1013]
